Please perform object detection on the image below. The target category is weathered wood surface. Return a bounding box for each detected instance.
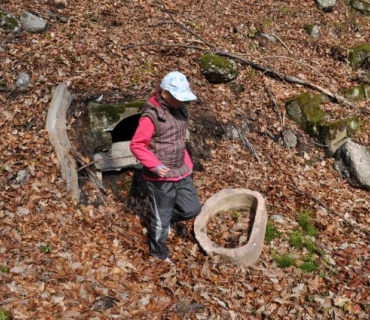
[194,189,267,266]
[46,83,79,200]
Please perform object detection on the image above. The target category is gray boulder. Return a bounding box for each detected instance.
[20,12,47,33]
[334,139,370,189]
[316,0,336,12]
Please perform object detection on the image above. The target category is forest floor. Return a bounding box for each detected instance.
[1,0,370,319]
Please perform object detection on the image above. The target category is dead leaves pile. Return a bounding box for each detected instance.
[1,0,369,319]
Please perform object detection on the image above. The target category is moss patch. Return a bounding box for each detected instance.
[200,53,238,83]
[350,0,370,15]
[319,117,361,146]
[93,104,130,123]
[200,53,232,70]
[88,99,145,129]
[285,92,325,135]
[0,11,20,30]
[265,221,281,242]
[338,86,367,101]
[348,43,370,70]
[273,254,296,268]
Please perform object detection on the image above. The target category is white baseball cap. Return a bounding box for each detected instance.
[160,71,197,101]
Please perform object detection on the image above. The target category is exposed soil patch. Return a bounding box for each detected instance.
[207,208,256,248]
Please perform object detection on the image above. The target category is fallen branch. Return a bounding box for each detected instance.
[46,83,79,200]
[215,50,348,104]
[259,55,344,100]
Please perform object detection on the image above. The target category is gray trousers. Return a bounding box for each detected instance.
[147,176,201,260]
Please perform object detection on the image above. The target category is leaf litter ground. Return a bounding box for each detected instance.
[1,0,370,319]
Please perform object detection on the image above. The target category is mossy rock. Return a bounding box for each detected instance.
[319,117,361,154]
[304,24,319,38]
[285,92,325,135]
[338,85,369,101]
[0,10,21,32]
[200,53,238,83]
[86,99,145,153]
[322,117,361,134]
[88,99,145,130]
[348,43,370,70]
[350,0,370,15]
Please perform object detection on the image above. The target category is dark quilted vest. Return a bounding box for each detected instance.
[141,94,190,179]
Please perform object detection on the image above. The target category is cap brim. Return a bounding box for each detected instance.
[170,90,197,102]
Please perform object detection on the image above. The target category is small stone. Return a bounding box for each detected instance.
[16,72,31,88]
[270,214,285,224]
[54,0,68,9]
[92,296,117,311]
[16,169,29,183]
[282,128,297,148]
[17,207,30,215]
[316,0,336,12]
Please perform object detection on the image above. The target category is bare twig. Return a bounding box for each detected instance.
[260,55,341,97]
[122,42,205,52]
[260,32,293,55]
[76,156,135,171]
[71,148,106,193]
[264,84,283,127]
[235,128,261,163]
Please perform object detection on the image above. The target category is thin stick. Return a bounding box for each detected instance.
[235,128,261,163]
[155,0,217,50]
[260,32,293,55]
[264,84,283,126]
[76,156,137,171]
[122,42,205,52]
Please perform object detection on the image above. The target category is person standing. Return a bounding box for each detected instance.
[130,71,201,264]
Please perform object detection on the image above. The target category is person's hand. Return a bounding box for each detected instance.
[157,165,170,178]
